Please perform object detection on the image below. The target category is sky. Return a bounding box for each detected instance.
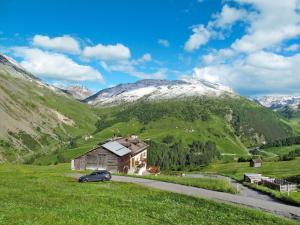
[1,0,300,96]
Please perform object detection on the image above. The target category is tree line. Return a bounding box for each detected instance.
[261,135,300,148]
[147,138,220,170]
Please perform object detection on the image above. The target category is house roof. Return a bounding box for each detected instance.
[101,141,131,157]
[244,173,262,179]
[116,137,148,156]
[73,136,148,159]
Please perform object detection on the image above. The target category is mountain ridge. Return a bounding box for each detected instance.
[84,78,235,106]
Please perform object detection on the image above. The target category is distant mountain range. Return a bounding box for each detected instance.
[255,96,300,109]
[0,52,297,164]
[84,79,234,106]
[60,85,93,100]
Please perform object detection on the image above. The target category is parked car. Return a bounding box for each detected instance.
[78,170,111,182]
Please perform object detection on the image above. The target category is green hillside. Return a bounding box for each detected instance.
[0,66,297,167]
[0,69,98,163]
[34,97,296,169]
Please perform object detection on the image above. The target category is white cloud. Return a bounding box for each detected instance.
[184,5,246,52]
[133,53,152,65]
[192,67,221,83]
[141,53,152,62]
[193,50,300,95]
[285,44,300,52]
[13,47,103,82]
[184,25,211,52]
[82,43,131,61]
[212,4,247,28]
[158,39,170,47]
[186,0,300,95]
[32,35,81,54]
[100,60,167,79]
[232,0,300,52]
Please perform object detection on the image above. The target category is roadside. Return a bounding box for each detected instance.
[70,173,300,221]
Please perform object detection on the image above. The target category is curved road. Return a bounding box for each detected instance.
[111,176,300,221]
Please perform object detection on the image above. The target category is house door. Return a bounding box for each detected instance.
[98,154,107,169]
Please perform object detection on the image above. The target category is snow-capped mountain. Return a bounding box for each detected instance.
[255,96,300,109]
[61,85,93,100]
[0,53,38,81]
[0,53,63,93]
[84,79,235,106]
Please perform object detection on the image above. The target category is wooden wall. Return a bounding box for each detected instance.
[73,147,130,173]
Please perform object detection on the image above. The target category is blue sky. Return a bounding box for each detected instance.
[1,0,300,96]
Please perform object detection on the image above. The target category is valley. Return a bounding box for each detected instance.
[1,52,300,224]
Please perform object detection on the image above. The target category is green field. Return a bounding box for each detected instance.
[199,158,300,205]
[199,157,300,180]
[264,144,300,156]
[0,164,297,225]
[123,174,237,193]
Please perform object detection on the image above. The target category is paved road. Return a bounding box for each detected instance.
[184,173,275,201]
[71,174,300,221]
[111,176,300,221]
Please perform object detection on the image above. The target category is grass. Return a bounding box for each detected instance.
[199,158,300,205]
[0,164,298,225]
[199,157,300,180]
[244,183,300,207]
[263,144,300,156]
[124,174,237,194]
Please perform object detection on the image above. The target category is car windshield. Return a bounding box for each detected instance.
[90,172,97,175]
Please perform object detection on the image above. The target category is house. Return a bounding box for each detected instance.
[71,136,148,175]
[250,158,262,167]
[244,173,262,183]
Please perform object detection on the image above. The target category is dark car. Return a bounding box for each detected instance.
[78,170,111,182]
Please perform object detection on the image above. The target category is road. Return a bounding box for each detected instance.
[111,176,300,221]
[184,173,275,201]
[71,174,300,221]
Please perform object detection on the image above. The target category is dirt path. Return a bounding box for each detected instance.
[71,174,300,221]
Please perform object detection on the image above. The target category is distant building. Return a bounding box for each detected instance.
[244,173,297,192]
[71,136,148,175]
[244,173,262,183]
[250,158,262,167]
[261,178,297,193]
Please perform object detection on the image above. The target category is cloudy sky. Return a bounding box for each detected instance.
[1,0,300,96]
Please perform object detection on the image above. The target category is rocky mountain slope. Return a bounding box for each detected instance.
[60,85,93,100]
[84,79,234,106]
[0,53,98,162]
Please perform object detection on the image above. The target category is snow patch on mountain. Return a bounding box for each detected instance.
[0,53,64,94]
[255,96,300,109]
[84,79,235,106]
[61,85,93,100]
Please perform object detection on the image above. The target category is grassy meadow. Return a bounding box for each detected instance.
[199,158,300,205]
[126,174,238,194]
[0,163,298,225]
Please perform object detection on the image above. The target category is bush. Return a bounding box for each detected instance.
[238,156,251,162]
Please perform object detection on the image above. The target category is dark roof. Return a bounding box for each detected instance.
[116,137,148,156]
